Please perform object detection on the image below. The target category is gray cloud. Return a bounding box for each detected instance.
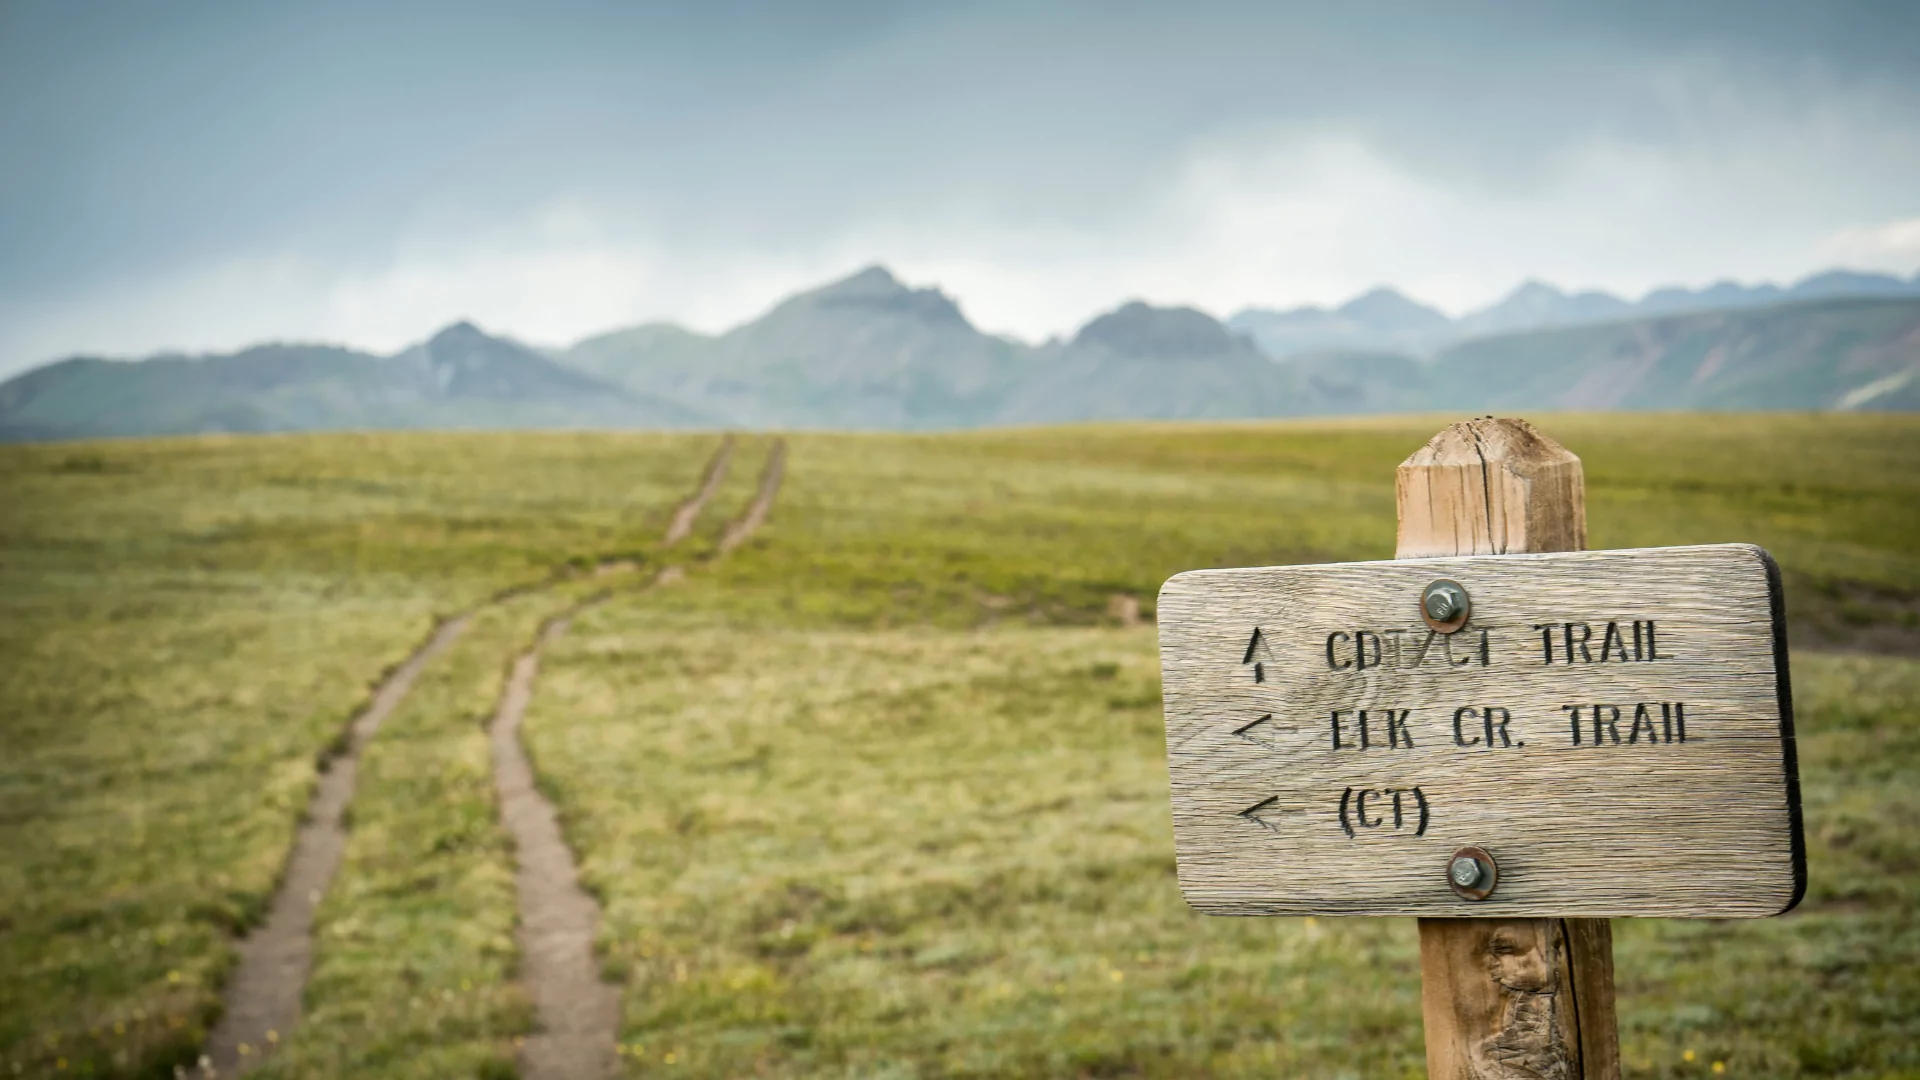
[2,0,1917,372]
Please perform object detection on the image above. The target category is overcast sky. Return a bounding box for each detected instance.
[2,1,1918,373]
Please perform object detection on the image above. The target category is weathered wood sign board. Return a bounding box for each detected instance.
[1158,543,1804,919]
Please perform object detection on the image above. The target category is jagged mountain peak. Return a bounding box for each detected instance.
[814,264,906,298]
[1072,301,1244,358]
[426,320,491,350]
[785,264,971,328]
[408,319,614,402]
[1336,287,1451,333]
[1501,279,1569,304]
[1458,279,1631,336]
[423,320,537,370]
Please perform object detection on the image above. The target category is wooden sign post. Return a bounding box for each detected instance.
[1156,418,1804,1079]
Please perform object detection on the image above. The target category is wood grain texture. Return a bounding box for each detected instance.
[1418,917,1619,1080]
[1396,417,1586,559]
[1395,419,1620,1080]
[1157,543,1801,917]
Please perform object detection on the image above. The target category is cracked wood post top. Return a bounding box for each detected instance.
[1402,417,1620,1080]
[1396,417,1586,559]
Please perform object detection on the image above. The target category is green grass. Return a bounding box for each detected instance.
[252,438,781,1079]
[531,613,1428,1076]
[526,415,1920,1077]
[0,432,723,1077]
[1613,653,1920,1078]
[686,416,1920,637]
[2,415,1917,1078]
[250,590,560,1079]
[527,593,1920,1078]
[0,574,437,1077]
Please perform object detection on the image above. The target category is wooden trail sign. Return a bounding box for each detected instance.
[1158,544,1804,918]
[1155,418,1806,1079]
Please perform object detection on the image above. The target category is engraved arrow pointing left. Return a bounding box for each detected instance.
[1231,713,1298,750]
[1238,795,1294,832]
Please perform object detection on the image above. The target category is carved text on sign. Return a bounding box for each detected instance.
[1339,786,1429,838]
[1452,707,1517,748]
[1533,621,1671,664]
[1329,709,1416,750]
[1322,628,1491,670]
[1564,702,1687,745]
[1156,545,1803,917]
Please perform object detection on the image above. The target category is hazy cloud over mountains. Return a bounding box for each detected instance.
[2,1,1919,377]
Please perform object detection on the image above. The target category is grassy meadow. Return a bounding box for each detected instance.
[1,414,1917,1078]
[0,432,733,1077]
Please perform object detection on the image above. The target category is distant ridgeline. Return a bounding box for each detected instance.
[4,265,1918,440]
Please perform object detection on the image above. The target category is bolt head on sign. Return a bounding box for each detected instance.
[1155,543,1804,918]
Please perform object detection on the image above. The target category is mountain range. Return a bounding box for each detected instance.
[3,265,1917,441]
[1228,269,1920,358]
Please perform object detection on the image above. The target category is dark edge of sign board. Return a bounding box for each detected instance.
[1758,545,1808,916]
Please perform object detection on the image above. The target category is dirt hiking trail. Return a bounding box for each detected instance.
[498,438,787,1079]
[205,615,471,1075]
[203,435,781,1077]
[719,438,787,554]
[662,435,735,546]
[491,613,620,1080]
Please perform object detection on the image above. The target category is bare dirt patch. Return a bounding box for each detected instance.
[718,438,787,554]
[662,435,735,546]
[493,438,789,1078]
[492,614,621,1080]
[205,615,471,1075]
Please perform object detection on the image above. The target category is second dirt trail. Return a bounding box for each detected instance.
[205,437,779,1077]
[491,614,621,1080]
[206,615,471,1075]
[494,438,790,1078]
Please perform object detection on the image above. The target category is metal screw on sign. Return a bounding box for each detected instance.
[1421,578,1471,634]
[1447,845,1498,901]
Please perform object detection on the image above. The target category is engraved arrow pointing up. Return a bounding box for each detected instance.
[1242,628,1276,684]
